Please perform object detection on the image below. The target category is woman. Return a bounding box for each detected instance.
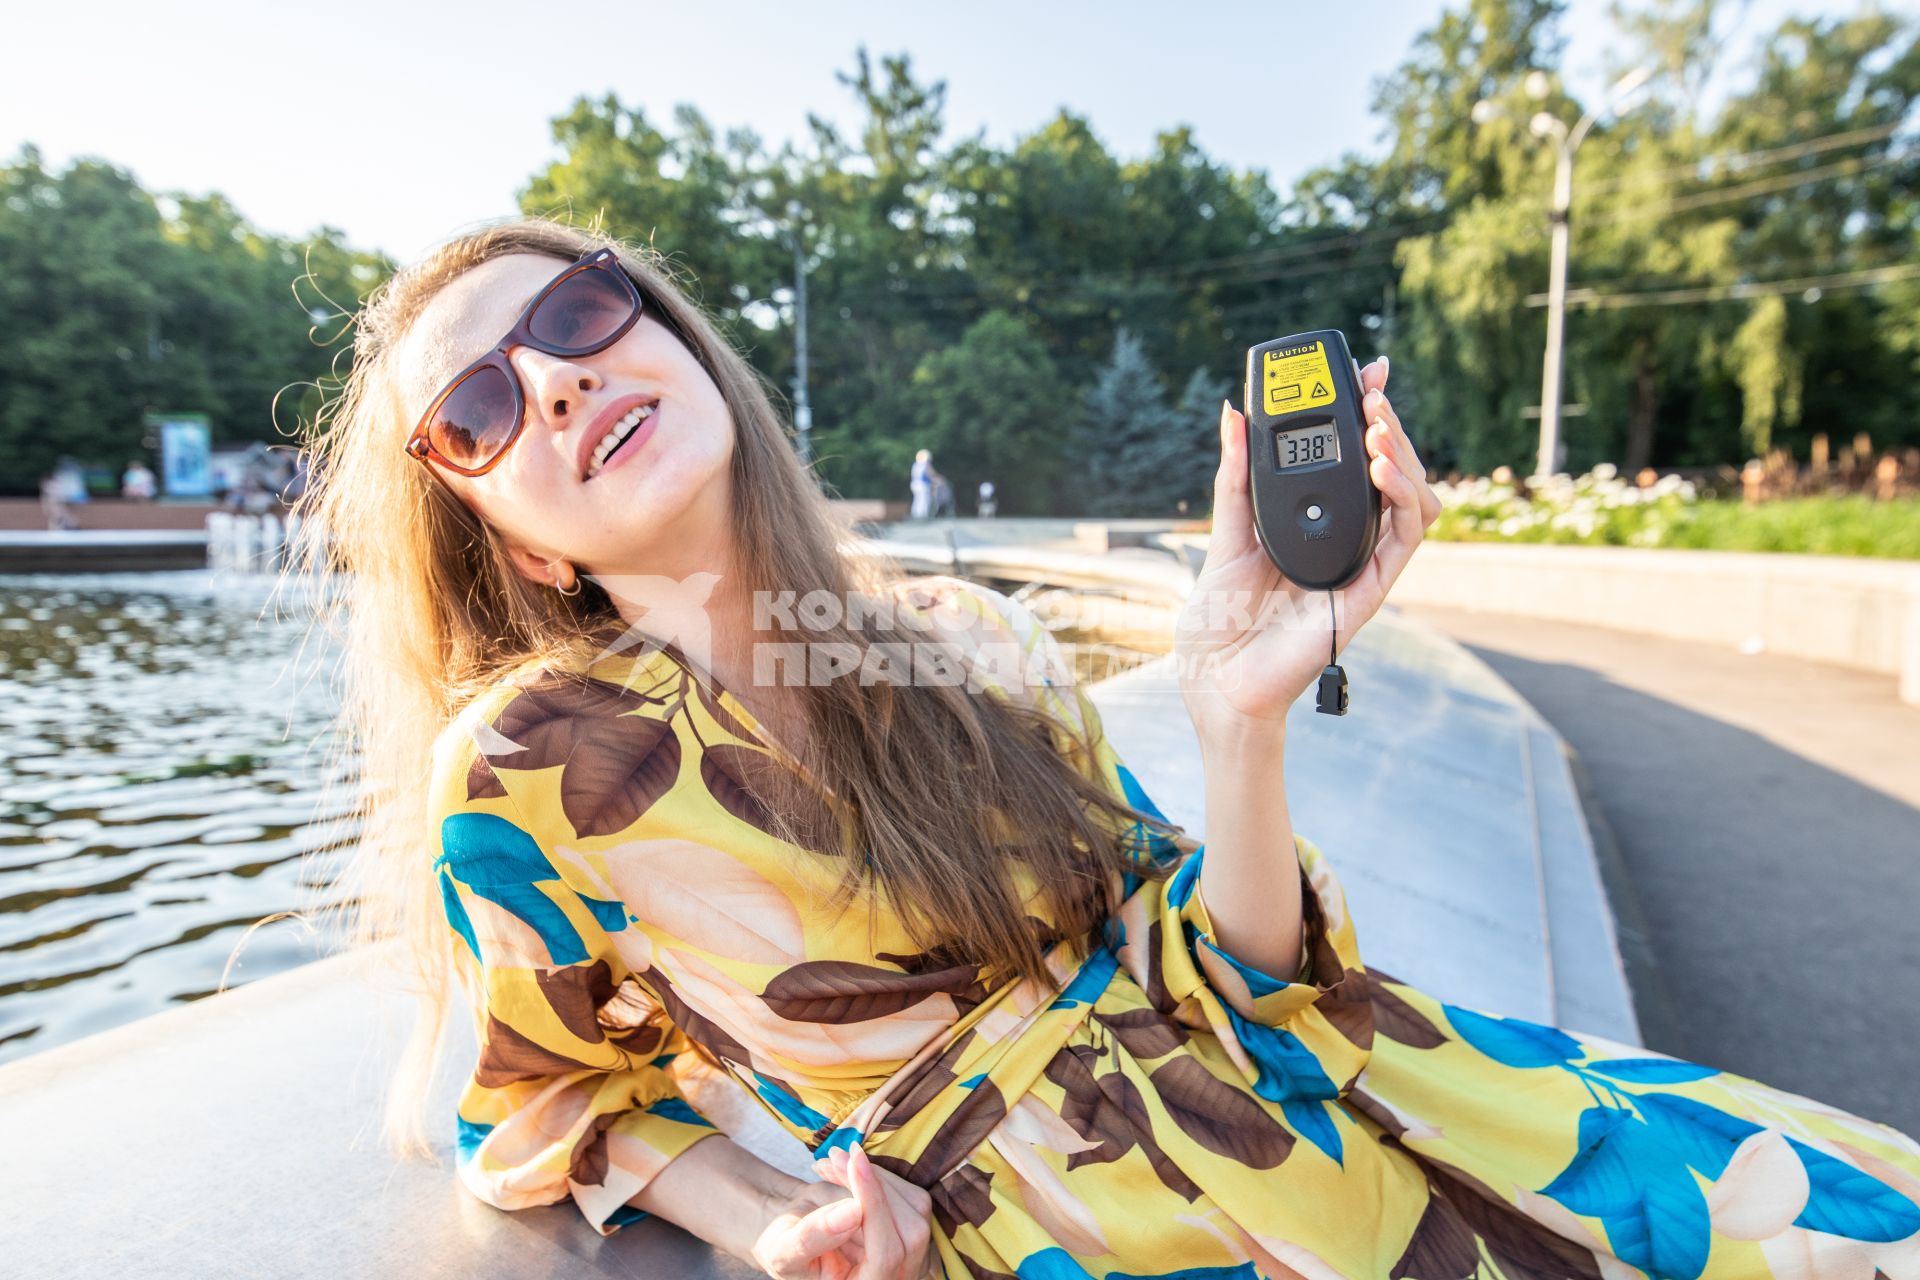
[293,219,1920,1279]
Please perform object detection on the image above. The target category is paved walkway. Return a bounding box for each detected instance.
[1399,604,1920,1139]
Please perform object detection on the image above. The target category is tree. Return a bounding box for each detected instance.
[1074,328,1185,516]
[0,147,392,493]
[906,311,1073,516]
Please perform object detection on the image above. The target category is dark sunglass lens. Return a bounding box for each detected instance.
[528,265,637,352]
[430,365,518,468]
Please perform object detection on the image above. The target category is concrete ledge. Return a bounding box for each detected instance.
[0,940,758,1278]
[1381,542,1920,705]
[0,544,1642,1271]
[0,529,209,572]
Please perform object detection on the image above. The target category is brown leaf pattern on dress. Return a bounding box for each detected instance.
[700,742,840,851]
[876,1030,977,1135]
[466,750,507,801]
[1345,1083,1409,1142]
[694,676,761,745]
[878,946,991,1015]
[1298,880,1376,1063]
[1093,1007,1187,1061]
[570,1110,623,1188]
[596,974,672,1058]
[1397,1141,1605,1280]
[1366,968,1448,1050]
[1148,1056,1296,1170]
[489,675,682,838]
[473,1013,597,1088]
[763,959,982,1024]
[898,1077,1009,1187]
[1141,919,1174,1015]
[1044,1044,1139,1167]
[535,959,618,1045]
[636,965,753,1067]
[1044,1042,1203,1200]
[1387,1189,1484,1280]
[930,1162,999,1235]
[1322,968,1379,1064]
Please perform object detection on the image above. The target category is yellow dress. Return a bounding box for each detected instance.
[430,576,1920,1279]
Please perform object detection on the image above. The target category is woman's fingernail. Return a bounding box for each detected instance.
[1380,355,1390,375]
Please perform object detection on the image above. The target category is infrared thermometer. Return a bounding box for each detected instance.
[1242,329,1380,592]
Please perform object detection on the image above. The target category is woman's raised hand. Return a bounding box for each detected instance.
[1174,358,1441,742]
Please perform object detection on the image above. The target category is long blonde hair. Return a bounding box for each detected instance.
[285,217,1180,1159]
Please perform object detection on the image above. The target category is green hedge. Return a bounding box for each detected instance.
[1431,495,1920,560]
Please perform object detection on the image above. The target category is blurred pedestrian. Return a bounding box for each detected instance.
[909,448,933,519]
[121,459,157,502]
[56,459,89,507]
[931,470,955,518]
[977,479,997,518]
[40,472,75,530]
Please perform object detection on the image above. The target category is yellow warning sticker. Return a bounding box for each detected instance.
[1263,341,1337,414]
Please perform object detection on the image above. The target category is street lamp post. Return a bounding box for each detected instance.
[1474,67,1651,478]
[786,200,813,470]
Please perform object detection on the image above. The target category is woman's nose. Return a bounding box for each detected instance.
[513,348,602,428]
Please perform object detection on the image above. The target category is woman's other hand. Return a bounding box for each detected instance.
[751,1178,866,1280]
[811,1142,936,1278]
[1176,357,1441,742]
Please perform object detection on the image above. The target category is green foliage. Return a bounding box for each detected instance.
[906,311,1073,516]
[0,145,392,494]
[1075,329,1174,516]
[9,3,1920,513]
[1661,496,1920,558]
[1431,468,1920,558]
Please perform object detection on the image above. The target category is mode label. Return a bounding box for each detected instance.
[1263,342,1337,414]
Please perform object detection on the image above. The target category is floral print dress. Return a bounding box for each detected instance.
[431,575,1920,1279]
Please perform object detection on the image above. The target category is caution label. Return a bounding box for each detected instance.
[1263,341,1337,415]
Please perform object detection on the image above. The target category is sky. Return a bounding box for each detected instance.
[5,0,1905,263]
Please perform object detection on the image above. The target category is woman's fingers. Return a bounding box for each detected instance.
[1358,356,1388,397]
[846,1144,904,1278]
[1364,390,1441,530]
[1209,399,1257,559]
[817,1148,934,1266]
[1367,454,1426,589]
[775,1196,864,1277]
[1363,390,1421,480]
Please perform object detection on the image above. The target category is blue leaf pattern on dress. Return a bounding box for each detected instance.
[1016,1247,1096,1279]
[436,811,588,964]
[1586,1058,1722,1085]
[1788,1135,1920,1241]
[752,1071,832,1131]
[1544,1107,1713,1278]
[1442,1004,1584,1068]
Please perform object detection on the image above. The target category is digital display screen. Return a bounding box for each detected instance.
[1274,422,1339,471]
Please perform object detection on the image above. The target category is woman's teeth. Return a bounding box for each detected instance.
[587,403,655,479]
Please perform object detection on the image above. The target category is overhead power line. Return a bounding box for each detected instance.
[1526,260,1920,309]
[1583,147,1915,225]
[1579,120,1904,196]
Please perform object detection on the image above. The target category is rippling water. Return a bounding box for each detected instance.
[0,572,1166,1068]
[0,571,350,1065]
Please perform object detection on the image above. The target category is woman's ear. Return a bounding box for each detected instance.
[500,537,569,590]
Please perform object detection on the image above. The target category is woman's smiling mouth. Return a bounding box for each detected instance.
[585,400,658,480]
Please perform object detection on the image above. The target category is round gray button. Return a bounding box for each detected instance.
[1306,503,1324,521]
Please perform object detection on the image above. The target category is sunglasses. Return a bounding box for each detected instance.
[404,248,647,476]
